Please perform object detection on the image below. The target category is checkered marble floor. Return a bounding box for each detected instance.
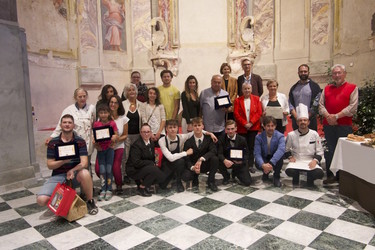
[1,172,375,250]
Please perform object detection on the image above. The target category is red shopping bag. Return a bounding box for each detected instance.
[48,182,77,217]
[154,147,163,168]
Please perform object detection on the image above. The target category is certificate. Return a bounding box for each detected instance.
[229,148,244,160]
[214,95,232,109]
[285,160,322,171]
[54,142,79,160]
[93,125,114,142]
[265,106,283,119]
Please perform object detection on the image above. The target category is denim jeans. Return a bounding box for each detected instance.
[97,147,115,191]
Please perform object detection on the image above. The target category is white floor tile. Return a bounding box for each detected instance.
[0,228,44,250]
[324,219,375,244]
[22,209,59,227]
[302,201,346,218]
[247,189,285,202]
[158,224,210,249]
[163,205,206,223]
[116,206,159,224]
[256,203,300,220]
[270,221,321,246]
[365,245,375,250]
[209,204,253,222]
[96,195,124,207]
[166,191,204,205]
[47,227,99,249]
[287,188,324,201]
[214,222,266,248]
[207,190,244,203]
[102,226,154,249]
[28,186,42,195]
[126,194,163,206]
[76,207,113,226]
[7,195,36,208]
[0,208,21,223]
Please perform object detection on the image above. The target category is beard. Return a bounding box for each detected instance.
[299,74,308,81]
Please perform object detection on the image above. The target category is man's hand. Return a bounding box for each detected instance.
[223,159,234,168]
[308,160,317,169]
[262,163,273,174]
[326,114,338,126]
[186,148,193,155]
[208,132,218,143]
[194,161,202,174]
[289,156,296,162]
[66,169,75,180]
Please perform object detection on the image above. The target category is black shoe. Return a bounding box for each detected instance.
[192,177,199,188]
[208,182,218,192]
[292,176,300,187]
[123,176,131,185]
[323,176,337,185]
[307,177,315,187]
[273,178,281,187]
[86,199,98,215]
[176,182,185,193]
[222,178,230,185]
[249,167,256,173]
[116,185,123,195]
[138,188,152,197]
[262,173,269,182]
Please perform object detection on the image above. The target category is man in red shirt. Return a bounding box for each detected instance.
[319,64,358,184]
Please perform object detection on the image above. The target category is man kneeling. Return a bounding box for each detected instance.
[37,114,98,215]
[285,104,324,187]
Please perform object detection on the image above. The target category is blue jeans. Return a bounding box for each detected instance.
[97,148,114,191]
[323,125,352,177]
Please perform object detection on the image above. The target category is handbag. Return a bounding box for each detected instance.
[154,147,163,168]
[47,180,77,217]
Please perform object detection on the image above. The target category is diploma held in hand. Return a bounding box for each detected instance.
[54,142,79,160]
[285,160,322,171]
[214,95,232,109]
[265,106,283,119]
[93,125,114,142]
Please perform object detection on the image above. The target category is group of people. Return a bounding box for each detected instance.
[36,61,358,217]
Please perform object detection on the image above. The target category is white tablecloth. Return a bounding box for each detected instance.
[331,138,375,184]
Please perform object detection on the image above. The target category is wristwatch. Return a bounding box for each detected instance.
[335,114,339,120]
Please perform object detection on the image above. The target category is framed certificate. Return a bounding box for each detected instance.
[93,125,114,142]
[214,95,232,109]
[229,148,244,160]
[54,142,79,160]
[265,106,283,119]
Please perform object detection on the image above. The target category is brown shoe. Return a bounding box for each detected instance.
[323,176,337,185]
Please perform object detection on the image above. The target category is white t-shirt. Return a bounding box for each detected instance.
[114,115,129,150]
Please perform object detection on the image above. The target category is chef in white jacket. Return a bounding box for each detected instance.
[285,104,324,187]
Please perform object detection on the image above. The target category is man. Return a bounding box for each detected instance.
[121,71,148,102]
[183,117,219,192]
[289,64,322,131]
[126,123,166,196]
[254,116,285,187]
[218,120,252,186]
[158,69,180,120]
[200,75,229,137]
[37,114,98,215]
[158,119,217,192]
[234,82,263,173]
[237,58,263,97]
[285,104,324,187]
[319,64,358,184]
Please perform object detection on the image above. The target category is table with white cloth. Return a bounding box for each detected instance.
[331,137,375,215]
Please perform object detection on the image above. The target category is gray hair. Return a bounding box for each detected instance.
[242,82,252,89]
[331,64,346,72]
[123,83,138,98]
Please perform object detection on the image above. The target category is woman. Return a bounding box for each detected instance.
[220,63,238,120]
[260,80,289,134]
[234,82,263,173]
[122,83,143,183]
[139,87,166,146]
[95,95,129,194]
[181,75,200,133]
[46,88,96,157]
[96,84,118,114]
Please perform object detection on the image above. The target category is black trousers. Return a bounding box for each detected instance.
[161,158,185,186]
[285,168,324,183]
[183,156,219,184]
[218,162,252,186]
[128,165,166,188]
[240,131,258,168]
[256,155,283,179]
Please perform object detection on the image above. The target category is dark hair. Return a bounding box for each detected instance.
[109,95,125,116]
[61,114,74,123]
[97,104,113,120]
[266,80,279,87]
[131,71,141,77]
[184,75,199,101]
[166,119,179,127]
[262,116,277,126]
[191,117,203,125]
[141,123,151,130]
[225,119,236,127]
[146,87,161,106]
[298,64,310,71]
[99,84,118,102]
[220,63,232,74]
[160,69,173,78]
